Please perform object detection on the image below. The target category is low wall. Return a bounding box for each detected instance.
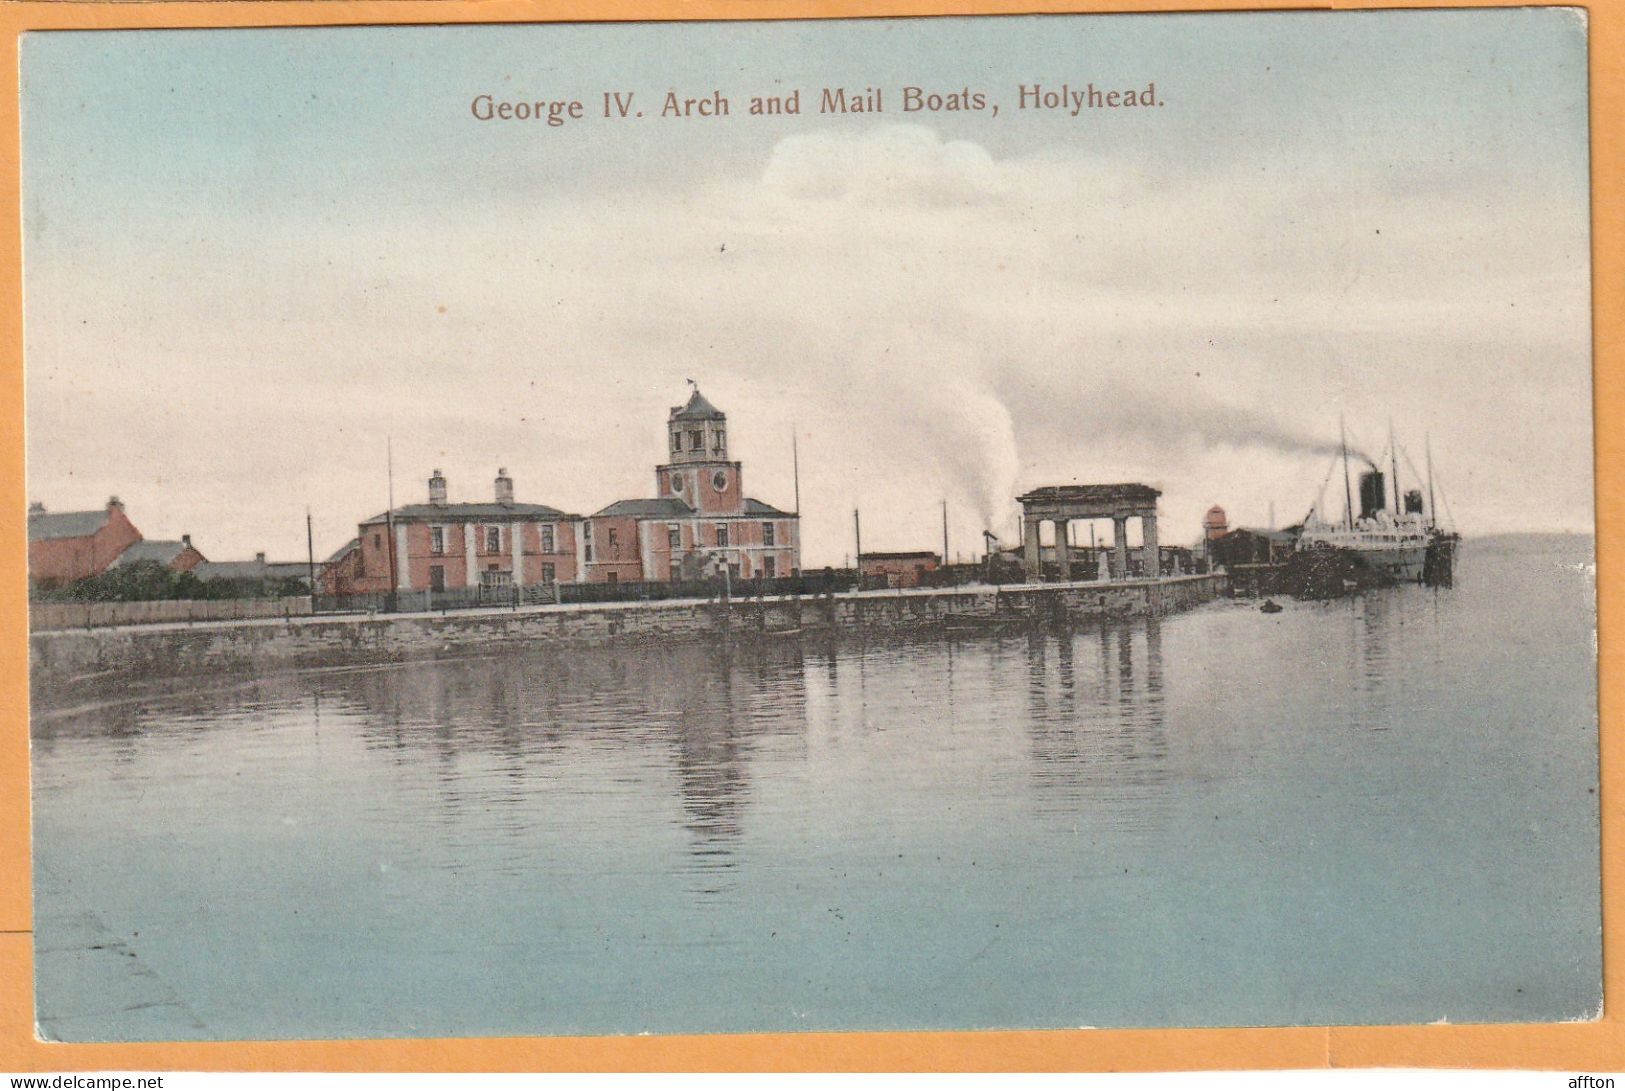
[30,575,1224,695]
[30,596,313,632]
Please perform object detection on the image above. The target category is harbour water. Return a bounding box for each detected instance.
[31,533,1600,1040]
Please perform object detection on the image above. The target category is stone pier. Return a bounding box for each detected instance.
[30,575,1226,698]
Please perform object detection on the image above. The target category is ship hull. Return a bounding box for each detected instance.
[1347,544,1428,583]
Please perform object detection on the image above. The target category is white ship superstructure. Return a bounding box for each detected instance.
[1297,421,1453,585]
[1298,512,1432,582]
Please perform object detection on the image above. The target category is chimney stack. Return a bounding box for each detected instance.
[182,534,192,548]
[495,467,514,506]
[428,469,448,506]
[107,495,123,512]
[27,502,44,515]
[255,551,267,564]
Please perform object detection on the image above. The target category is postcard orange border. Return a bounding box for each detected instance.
[0,0,1618,1072]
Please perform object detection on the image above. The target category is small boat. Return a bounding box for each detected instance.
[1260,599,1284,614]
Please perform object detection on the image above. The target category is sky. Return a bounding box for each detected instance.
[21,10,1593,566]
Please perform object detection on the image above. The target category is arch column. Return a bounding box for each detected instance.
[1141,513,1160,578]
[1054,519,1071,581]
[1023,516,1042,579]
[1112,516,1130,581]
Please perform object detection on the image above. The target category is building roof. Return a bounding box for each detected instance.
[193,559,310,582]
[591,497,795,519]
[325,537,360,564]
[27,509,109,542]
[1016,483,1162,504]
[860,551,940,561]
[1225,526,1298,543]
[670,387,725,421]
[360,502,577,525]
[111,540,196,567]
[593,497,696,519]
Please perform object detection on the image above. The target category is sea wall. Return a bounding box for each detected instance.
[30,574,1224,694]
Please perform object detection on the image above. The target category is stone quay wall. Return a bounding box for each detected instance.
[30,575,1224,692]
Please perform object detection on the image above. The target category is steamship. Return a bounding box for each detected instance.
[1296,425,1455,585]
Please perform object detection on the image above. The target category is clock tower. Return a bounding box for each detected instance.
[656,385,744,516]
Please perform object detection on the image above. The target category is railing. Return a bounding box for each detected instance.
[30,596,313,631]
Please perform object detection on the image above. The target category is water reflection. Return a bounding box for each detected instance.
[29,540,1605,1039]
[1022,620,1171,829]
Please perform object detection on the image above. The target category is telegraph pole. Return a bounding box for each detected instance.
[854,508,862,568]
[306,507,317,614]
[385,437,399,612]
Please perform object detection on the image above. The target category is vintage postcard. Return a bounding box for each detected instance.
[21,9,1598,1044]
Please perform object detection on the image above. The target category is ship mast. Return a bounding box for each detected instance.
[1426,433,1438,530]
[1389,419,1400,519]
[1340,415,1354,531]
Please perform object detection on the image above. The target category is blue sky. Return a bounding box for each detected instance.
[22,11,1593,562]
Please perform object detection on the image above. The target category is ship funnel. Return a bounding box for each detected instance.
[1358,471,1386,521]
[1404,489,1424,515]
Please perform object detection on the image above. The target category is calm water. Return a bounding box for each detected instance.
[31,534,1600,1040]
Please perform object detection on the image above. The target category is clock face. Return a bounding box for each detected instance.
[712,470,729,492]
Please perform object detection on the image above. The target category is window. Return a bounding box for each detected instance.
[607,572,618,584]
[541,562,556,582]
[670,472,685,493]
[608,527,619,552]
[689,430,703,451]
[672,431,682,452]
[668,526,681,550]
[541,524,555,553]
[485,526,501,554]
[712,470,729,492]
[763,522,775,546]
[716,523,729,547]
[373,533,381,549]
[715,430,726,452]
[583,523,593,563]
[430,526,445,554]
[763,556,777,578]
[429,565,445,592]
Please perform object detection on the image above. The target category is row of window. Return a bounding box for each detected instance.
[664,521,776,549]
[399,520,784,561]
[428,524,558,556]
[672,428,725,454]
[425,562,561,592]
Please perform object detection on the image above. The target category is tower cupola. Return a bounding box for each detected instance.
[667,385,727,466]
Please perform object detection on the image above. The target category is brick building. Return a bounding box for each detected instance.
[27,497,143,589]
[859,551,940,588]
[585,387,799,582]
[335,468,583,595]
